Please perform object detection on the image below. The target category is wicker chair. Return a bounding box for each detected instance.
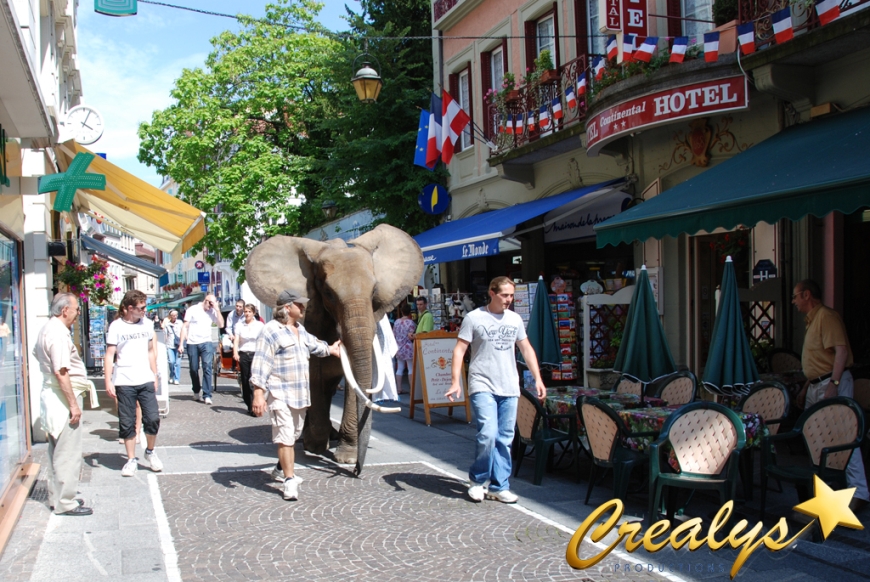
[760,396,864,520]
[736,381,790,500]
[513,388,579,485]
[578,396,657,504]
[646,371,698,406]
[613,374,644,397]
[767,348,802,374]
[647,402,746,527]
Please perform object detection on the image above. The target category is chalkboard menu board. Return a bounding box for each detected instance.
[409,331,471,425]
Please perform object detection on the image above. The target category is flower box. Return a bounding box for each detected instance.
[540,69,560,84]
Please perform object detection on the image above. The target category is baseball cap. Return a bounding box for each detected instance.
[277,290,310,306]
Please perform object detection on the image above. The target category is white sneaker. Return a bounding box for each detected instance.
[271,467,285,482]
[204,397,212,405]
[194,393,203,402]
[283,477,299,501]
[145,450,163,472]
[485,489,518,503]
[468,483,487,502]
[121,457,138,477]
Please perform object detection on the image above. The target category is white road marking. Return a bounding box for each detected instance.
[148,473,182,582]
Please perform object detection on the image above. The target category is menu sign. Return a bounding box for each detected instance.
[586,76,748,156]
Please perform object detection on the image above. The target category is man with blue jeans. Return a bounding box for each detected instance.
[179,294,224,404]
[446,276,546,503]
[162,310,183,384]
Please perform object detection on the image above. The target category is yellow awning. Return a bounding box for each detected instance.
[55,140,206,263]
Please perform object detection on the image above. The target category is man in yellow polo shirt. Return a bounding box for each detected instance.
[793,279,868,511]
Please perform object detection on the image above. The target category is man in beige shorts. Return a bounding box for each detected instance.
[250,290,340,501]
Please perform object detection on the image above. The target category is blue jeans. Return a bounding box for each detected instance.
[187,342,215,398]
[167,345,181,383]
[468,392,518,492]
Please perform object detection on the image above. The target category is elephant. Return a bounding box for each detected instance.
[245,224,423,474]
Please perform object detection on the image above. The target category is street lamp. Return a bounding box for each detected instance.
[351,42,382,103]
[321,200,337,220]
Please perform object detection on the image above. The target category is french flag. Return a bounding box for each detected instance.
[551,97,563,120]
[565,85,577,108]
[527,110,536,132]
[635,37,658,63]
[577,72,587,96]
[737,22,756,55]
[607,35,618,60]
[441,89,470,164]
[815,0,840,25]
[505,114,514,135]
[704,32,720,62]
[772,7,794,44]
[514,114,524,135]
[622,34,636,62]
[669,37,688,63]
[539,104,550,130]
[425,93,442,168]
[593,56,605,80]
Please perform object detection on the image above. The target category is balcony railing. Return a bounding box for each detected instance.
[738,0,869,46]
[434,0,460,21]
[485,54,589,156]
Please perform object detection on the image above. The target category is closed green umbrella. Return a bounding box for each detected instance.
[702,256,759,396]
[613,265,676,383]
[519,276,561,369]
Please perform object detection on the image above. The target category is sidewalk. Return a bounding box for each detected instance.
[1,359,869,581]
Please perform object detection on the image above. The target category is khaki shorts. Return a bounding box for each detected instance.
[267,393,307,446]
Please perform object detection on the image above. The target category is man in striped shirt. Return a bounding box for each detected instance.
[251,289,340,501]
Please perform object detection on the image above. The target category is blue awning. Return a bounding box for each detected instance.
[81,235,168,280]
[414,179,626,265]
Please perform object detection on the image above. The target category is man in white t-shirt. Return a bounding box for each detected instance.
[105,290,163,477]
[178,294,224,404]
[446,276,546,504]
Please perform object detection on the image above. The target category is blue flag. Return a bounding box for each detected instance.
[413,110,434,171]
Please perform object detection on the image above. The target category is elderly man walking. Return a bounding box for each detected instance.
[179,293,224,404]
[162,310,183,384]
[33,292,97,516]
[251,290,340,501]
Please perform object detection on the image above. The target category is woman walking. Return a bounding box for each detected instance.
[233,304,265,415]
[392,304,416,394]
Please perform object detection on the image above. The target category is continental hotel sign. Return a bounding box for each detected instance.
[585,76,748,156]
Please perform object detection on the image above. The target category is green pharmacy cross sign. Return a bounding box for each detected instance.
[95,0,137,17]
[39,153,106,212]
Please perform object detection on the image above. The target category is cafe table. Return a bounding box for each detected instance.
[544,386,666,434]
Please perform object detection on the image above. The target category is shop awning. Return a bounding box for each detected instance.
[595,107,870,248]
[165,293,204,309]
[414,178,626,265]
[55,141,207,263]
[81,235,168,281]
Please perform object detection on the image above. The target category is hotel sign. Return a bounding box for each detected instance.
[622,0,648,37]
[586,76,748,156]
[599,0,622,31]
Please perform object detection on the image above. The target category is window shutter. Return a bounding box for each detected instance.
[480,51,492,136]
[667,0,682,38]
[448,73,459,102]
[552,2,561,69]
[525,20,537,71]
[501,37,509,72]
[574,0,588,59]
[463,61,473,152]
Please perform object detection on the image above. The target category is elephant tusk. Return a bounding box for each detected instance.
[339,345,400,414]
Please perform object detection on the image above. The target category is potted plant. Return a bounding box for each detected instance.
[535,49,558,83]
[55,256,120,305]
[711,0,739,54]
[485,72,518,148]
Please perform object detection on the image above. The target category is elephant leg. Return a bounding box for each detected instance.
[302,358,340,456]
[335,384,359,464]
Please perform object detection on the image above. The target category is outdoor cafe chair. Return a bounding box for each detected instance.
[579,396,657,504]
[767,348,802,374]
[646,370,698,406]
[647,402,746,527]
[514,388,579,486]
[737,381,790,500]
[760,397,864,521]
[613,374,644,397]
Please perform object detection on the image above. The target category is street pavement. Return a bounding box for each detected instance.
[2,358,870,581]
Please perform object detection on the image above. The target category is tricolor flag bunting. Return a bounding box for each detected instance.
[441,89,471,164]
[506,114,514,135]
[815,0,840,26]
[622,34,636,62]
[607,35,618,60]
[772,7,794,44]
[737,22,756,55]
[552,97,563,120]
[497,114,505,134]
[515,114,524,135]
[539,104,550,129]
[425,94,442,168]
[565,85,577,108]
[527,110,536,132]
[577,72,587,95]
[593,56,605,80]
[670,37,688,63]
[635,37,658,63]
[704,31,720,62]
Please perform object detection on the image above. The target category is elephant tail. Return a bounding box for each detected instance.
[339,345,401,414]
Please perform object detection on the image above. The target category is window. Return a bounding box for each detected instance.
[585,0,605,56]
[491,46,504,92]
[458,70,472,150]
[524,4,560,72]
[481,41,508,137]
[537,15,555,58]
[682,0,712,43]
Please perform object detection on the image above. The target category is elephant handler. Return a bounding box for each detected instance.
[446,276,546,504]
[250,289,340,501]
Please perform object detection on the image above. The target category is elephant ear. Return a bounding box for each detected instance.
[245,235,327,307]
[350,224,423,320]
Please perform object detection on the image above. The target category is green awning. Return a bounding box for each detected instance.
[596,106,870,247]
[165,293,204,309]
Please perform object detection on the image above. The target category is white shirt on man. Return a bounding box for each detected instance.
[184,303,220,344]
[106,317,155,386]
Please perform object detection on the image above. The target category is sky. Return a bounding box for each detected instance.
[76,1,356,186]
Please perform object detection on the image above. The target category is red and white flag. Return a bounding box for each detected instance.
[441,89,470,164]
[577,72,587,96]
[551,97,563,120]
[565,85,577,108]
[514,114,524,136]
[815,0,840,25]
[527,110,536,132]
[539,105,550,130]
[593,57,605,81]
[607,35,618,60]
[622,34,636,63]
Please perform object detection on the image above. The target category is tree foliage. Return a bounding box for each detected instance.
[138,0,443,273]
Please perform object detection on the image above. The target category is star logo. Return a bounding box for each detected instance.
[793,475,864,539]
[38,152,106,212]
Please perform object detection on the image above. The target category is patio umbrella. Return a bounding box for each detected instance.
[519,276,561,369]
[613,265,676,383]
[702,256,759,397]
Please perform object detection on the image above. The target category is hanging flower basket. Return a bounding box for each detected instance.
[55,256,119,305]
